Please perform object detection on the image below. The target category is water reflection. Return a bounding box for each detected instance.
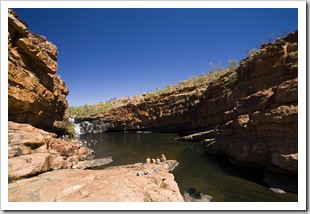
[79,132,297,202]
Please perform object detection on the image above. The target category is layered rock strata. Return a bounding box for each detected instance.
[7,10,183,203]
[8,121,97,181]
[182,31,298,174]
[9,161,184,202]
[8,9,69,135]
[76,31,298,174]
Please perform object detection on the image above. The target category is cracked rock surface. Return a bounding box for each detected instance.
[9,161,183,202]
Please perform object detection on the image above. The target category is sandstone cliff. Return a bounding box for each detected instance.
[7,10,191,203]
[8,9,69,135]
[76,31,298,174]
[183,31,298,174]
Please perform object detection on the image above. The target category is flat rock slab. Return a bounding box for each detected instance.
[74,157,113,169]
[8,160,184,202]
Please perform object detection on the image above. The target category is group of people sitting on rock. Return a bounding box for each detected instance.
[60,135,69,141]
[146,154,166,164]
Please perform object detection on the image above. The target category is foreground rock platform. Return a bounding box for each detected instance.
[8,160,184,202]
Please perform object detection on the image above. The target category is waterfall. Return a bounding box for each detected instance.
[69,118,108,135]
[74,123,82,135]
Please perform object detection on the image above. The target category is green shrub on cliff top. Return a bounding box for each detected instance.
[144,59,239,100]
[67,59,240,117]
[247,48,259,57]
[66,102,111,117]
[223,71,238,88]
[228,60,238,71]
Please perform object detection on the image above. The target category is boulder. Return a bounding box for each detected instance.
[8,121,98,180]
[8,121,54,158]
[77,146,94,157]
[8,153,53,180]
[51,156,66,170]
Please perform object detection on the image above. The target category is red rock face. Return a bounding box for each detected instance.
[200,31,298,174]
[8,121,95,180]
[87,30,298,174]
[8,9,69,135]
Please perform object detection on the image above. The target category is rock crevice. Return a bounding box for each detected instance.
[8,9,69,135]
[8,121,96,181]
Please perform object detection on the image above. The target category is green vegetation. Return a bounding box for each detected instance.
[143,59,239,100]
[247,30,288,58]
[66,101,111,117]
[223,71,239,88]
[67,58,240,117]
[148,91,160,100]
[228,60,238,71]
[247,48,260,57]
[65,123,76,140]
[163,84,172,91]
[267,30,288,43]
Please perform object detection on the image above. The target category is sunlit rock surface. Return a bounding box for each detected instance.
[76,31,298,174]
[9,161,183,202]
[8,121,96,180]
[8,9,69,135]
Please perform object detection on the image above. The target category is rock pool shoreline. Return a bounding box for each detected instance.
[9,160,185,202]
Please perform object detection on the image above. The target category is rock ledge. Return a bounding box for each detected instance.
[9,161,184,202]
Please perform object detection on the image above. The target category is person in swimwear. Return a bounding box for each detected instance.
[161,154,167,162]
[146,156,151,164]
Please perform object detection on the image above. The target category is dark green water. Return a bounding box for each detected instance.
[79,132,298,202]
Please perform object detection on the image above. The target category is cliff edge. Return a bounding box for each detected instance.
[8,9,69,135]
[75,30,298,174]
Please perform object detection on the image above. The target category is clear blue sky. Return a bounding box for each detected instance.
[13,8,298,107]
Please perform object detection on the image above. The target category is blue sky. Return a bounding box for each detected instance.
[13,8,298,107]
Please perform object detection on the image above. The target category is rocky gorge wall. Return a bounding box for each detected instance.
[7,11,186,203]
[184,31,298,174]
[76,31,298,174]
[8,9,69,135]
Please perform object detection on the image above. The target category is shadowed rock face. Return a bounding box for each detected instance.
[78,31,298,174]
[8,9,69,135]
[197,31,298,174]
